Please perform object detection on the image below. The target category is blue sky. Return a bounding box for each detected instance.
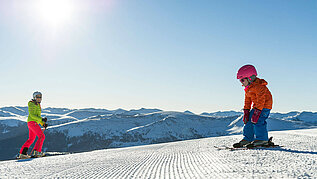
[0,0,316,113]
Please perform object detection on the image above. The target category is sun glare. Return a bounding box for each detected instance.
[34,0,75,28]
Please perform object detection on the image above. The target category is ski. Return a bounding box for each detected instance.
[215,137,283,151]
[214,146,248,151]
[40,152,72,157]
[214,144,283,151]
[16,152,72,160]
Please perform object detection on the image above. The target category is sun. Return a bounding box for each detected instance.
[34,0,75,28]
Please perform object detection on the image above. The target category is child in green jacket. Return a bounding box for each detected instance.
[18,91,48,159]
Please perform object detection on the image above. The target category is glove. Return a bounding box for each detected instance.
[42,117,47,123]
[43,123,48,129]
[243,109,250,124]
[251,108,262,124]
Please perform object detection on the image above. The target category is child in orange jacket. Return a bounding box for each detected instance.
[234,64,273,148]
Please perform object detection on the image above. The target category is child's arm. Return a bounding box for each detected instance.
[244,93,252,110]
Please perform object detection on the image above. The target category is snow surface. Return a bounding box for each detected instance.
[1,128,317,178]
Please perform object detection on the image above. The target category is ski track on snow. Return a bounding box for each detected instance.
[1,129,317,178]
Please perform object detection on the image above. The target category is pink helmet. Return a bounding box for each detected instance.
[237,65,257,79]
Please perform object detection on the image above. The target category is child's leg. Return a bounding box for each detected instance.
[254,108,271,141]
[243,109,255,142]
[19,121,37,154]
[31,123,46,152]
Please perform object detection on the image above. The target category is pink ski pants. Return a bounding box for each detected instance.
[20,121,45,153]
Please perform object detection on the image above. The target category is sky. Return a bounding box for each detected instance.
[0,0,316,114]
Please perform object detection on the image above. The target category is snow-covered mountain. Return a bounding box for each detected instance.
[0,106,316,162]
[1,128,317,178]
[201,110,242,117]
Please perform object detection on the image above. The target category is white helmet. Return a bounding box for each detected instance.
[33,91,42,100]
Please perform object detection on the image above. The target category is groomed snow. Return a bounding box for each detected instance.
[1,128,316,178]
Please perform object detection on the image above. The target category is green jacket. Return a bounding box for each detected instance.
[27,100,44,126]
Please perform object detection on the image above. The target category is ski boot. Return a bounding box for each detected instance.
[233,139,251,148]
[17,147,30,159]
[32,151,46,158]
[267,137,275,146]
[246,140,269,149]
[17,153,30,159]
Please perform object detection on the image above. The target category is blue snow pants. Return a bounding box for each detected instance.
[243,108,271,141]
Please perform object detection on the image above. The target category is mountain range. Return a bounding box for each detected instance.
[0,106,316,161]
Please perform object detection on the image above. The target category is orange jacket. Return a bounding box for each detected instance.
[244,78,273,110]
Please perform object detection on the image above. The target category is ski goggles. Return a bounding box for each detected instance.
[36,96,42,99]
[240,78,248,83]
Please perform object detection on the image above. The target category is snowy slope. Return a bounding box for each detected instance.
[1,128,316,178]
